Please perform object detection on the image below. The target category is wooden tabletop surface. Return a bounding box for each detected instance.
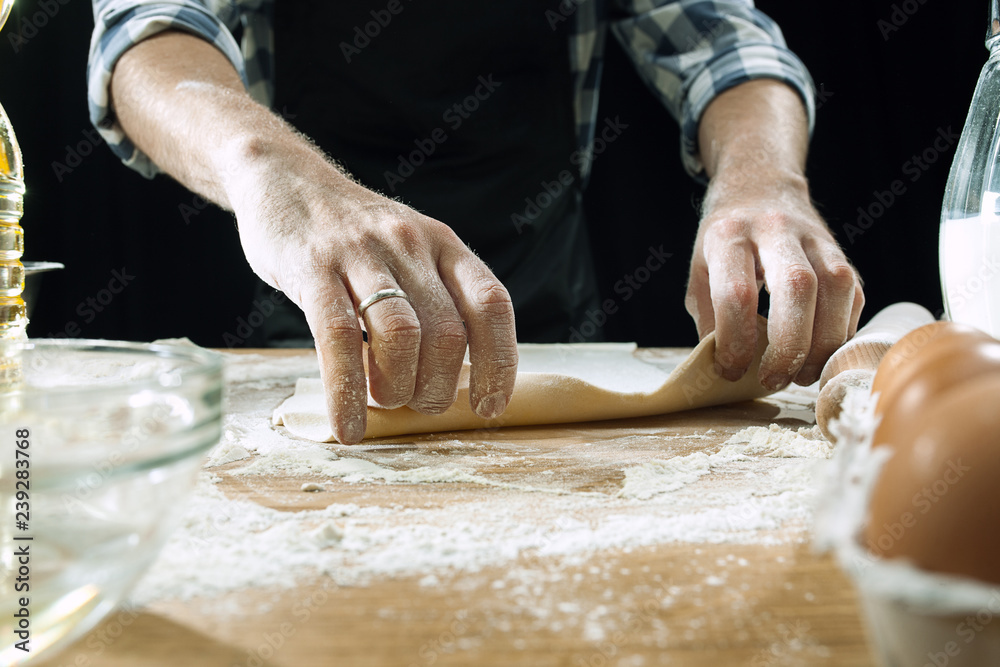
[35,348,877,667]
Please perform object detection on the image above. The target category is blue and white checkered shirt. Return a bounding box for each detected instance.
[87,0,815,182]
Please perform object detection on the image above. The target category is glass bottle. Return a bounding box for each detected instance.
[939,0,1000,337]
[0,0,24,388]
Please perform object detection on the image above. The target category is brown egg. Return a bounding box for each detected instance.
[871,321,992,422]
[872,335,1000,450]
[863,374,1000,584]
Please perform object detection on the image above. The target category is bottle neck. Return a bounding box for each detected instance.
[990,0,1000,46]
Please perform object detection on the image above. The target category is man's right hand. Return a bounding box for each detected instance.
[110,31,518,444]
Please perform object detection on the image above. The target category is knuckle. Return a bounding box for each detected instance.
[351,206,426,257]
[719,280,757,311]
[377,309,421,338]
[425,320,468,356]
[298,246,339,280]
[315,314,362,341]
[779,264,817,297]
[373,315,421,357]
[706,217,748,241]
[818,262,857,296]
[471,279,515,317]
[379,216,422,250]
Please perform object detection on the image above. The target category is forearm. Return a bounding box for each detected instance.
[109,30,352,212]
[110,29,518,442]
[687,78,863,389]
[697,79,811,209]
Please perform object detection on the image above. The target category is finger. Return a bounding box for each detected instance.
[757,241,818,390]
[439,247,517,419]
[351,274,421,410]
[300,281,367,445]
[704,234,759,381]
[795,240,859,386]
[848,268,866,338]
[684,253,716,341]
[401,274,468,416]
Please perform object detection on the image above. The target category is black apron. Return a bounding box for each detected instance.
[263,0,600,343]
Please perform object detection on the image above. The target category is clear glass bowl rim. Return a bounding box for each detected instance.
[3,337,224,404]
[2,338,224,488]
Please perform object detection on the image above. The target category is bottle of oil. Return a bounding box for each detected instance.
[939,1,1000,338]
[0,104,25,337]
[0,0,26,387]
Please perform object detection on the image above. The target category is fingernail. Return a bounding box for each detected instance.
[762,374,790,391]
[337,415,366,445]
[797,366,820,386]
[475,391,507,419]
[715,361,743,382]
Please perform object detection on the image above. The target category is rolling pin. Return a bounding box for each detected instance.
[816,302,936,441]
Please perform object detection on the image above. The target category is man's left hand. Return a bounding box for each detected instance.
[687,79,865,390]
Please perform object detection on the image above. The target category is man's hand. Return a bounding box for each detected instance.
[687,80,865,390]
[110,32,518,444]
[232,155,519,444]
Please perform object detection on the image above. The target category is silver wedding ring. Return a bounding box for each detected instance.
[357,288,409,318]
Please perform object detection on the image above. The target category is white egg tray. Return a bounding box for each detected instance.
[814,390,1000,666]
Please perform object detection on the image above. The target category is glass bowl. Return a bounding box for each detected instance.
[0,339,223,665]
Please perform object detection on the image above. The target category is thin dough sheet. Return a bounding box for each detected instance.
[273,317,776,443]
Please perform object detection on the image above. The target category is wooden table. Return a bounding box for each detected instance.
[36,349,876,667]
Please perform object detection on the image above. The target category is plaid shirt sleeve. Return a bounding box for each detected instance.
[87,0,249,178]
[609,0,816,179]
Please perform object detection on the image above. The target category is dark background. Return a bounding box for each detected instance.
[0,0,980,347]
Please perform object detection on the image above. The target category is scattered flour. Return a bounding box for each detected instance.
[300,482,325,492]
[129,350,832,608]
[204,434,251,467]
[618,425,831,500]
[617,453,713,500]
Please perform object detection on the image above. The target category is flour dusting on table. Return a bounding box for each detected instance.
[131,349,830,608]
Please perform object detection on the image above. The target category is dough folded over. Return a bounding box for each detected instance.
[273,317,775,443]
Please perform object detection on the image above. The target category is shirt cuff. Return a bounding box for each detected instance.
[680,43,816,181]
[87,1,247,179]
